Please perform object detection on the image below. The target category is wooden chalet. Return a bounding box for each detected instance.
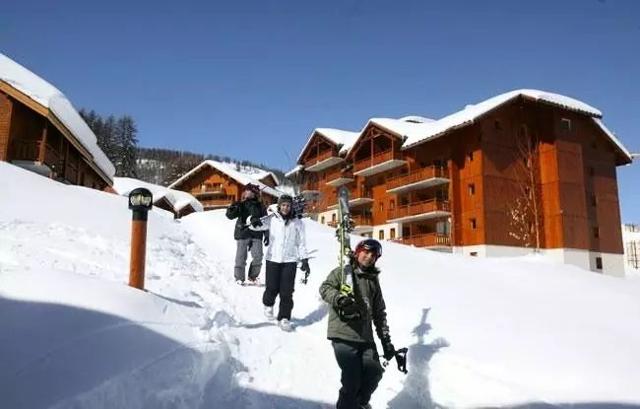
[0,53,114,189]
[294,90,633,276]
[169,160,281,210]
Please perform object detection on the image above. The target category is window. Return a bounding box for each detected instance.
[591,194,597,207]
[379,202,384,212]
[470,251,478,257]
[593,227,600,238]
[470,218,477,229]
[331,213,336,222]
[467,151,474,162]
[494,120,502,130]
[390,228,396,239]
[468,183,475,195]
[379,230,385,240]
[560,118,572,132]
[596,257,603,270]
[390,200,395,210]
[321,216,325,224]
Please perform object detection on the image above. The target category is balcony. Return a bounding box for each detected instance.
[327,188,374,209]
[325,168,354,187]
[200,198,233,209]
[392,233,451,248]
[301,180,321,194]
[387,199,450,223]
[304,150,344,172]
[353,150,407,177]
[386,166,450,194]
[194,187,227,198]
[352,213,374,234]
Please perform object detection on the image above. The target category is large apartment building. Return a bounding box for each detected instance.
[291,90,633,276]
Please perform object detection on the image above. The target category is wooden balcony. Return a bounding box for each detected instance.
[386,166,450,194]
[325,168,354,187]
[353,150,406,177]
[301,180,321,194]
[392,233,451,248]
[304,149,344,172]
[194,187,227,198]
[200,198,233,209]
[387,199,451,223]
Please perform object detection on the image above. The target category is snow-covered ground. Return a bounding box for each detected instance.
[2,161,640,409]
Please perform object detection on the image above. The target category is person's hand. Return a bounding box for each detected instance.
[336,294,360,318]
[263,234,269,246]
[250,217,263,228]
[300,259,310,274]
[382,339,395,361]
[394,347,408,374]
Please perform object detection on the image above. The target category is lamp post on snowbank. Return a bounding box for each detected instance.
[128,188,153,290]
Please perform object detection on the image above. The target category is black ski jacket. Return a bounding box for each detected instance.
[225,198,265,240]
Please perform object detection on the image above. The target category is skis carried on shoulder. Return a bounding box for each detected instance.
[244,194,307,231]
[336,186,354,296]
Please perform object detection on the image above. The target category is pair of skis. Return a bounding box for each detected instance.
[245,194,307,231]
[335,186,408,374]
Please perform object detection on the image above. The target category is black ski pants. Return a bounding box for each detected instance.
[262,260,297,320]
[332,340,384,409]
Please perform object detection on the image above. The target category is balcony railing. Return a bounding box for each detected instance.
[200,198,234,208]
[386,166,448,191]
[387,199,450,220]
[349,187,373,200]
[352,213,373,226]
[392,233,451,247]
[325,168,354,186]
[304,149,339,168]
[195,187,227,197]
[353,150,405,174]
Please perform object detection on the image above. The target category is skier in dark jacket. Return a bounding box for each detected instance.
[225,184,267,284]
[320,239,406,409]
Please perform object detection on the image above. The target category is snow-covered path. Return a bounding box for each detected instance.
[2,162,640,409]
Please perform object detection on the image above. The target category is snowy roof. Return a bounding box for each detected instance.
[397,115,436,123]
[285,164,304,178]
[348,89,631,164]
[113,177,203,213]
[168,160,283,198]
[0,53,116,182]
[296,128,361,162]
[399,89,603,148]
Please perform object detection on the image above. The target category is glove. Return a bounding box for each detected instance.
[336,294,360,319]
[250,217,263,228]
[300,259,310,274]
[394,347,408,374]
[381,339,395,361]
[263,233,269,246]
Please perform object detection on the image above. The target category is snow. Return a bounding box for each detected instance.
[0,53,116,181]
[113,177,203,214]
[168,160,282,198]
[2,160,640,408]
[296,128,361,162]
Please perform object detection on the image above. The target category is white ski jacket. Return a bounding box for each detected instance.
[264,204,308,263]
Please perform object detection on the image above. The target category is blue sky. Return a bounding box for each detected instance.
[2,0,639,221]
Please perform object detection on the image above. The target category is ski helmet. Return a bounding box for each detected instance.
[354,239,382,260]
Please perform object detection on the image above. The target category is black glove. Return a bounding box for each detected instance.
[300,259,310,274]
[336,294,360,320]
[381,339,395,361]
[263,233,269,246]
[394,347,408,374]
[250,217,263,228]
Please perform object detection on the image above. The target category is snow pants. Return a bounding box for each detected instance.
[331,340,384,409]
[262,260,297,320]
[234,238,263,282]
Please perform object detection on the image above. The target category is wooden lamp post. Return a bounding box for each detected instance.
[128,188,153,290]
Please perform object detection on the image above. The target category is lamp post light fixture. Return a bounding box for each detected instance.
[128,188,153,290]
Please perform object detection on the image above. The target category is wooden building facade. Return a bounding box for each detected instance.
[169,160,281,210]
[295,91,632,276]
[1,55,114,189]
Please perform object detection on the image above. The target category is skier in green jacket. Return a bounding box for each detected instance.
[320,238,406,409]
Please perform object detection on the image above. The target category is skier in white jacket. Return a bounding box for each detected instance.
[261,194,310,331]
